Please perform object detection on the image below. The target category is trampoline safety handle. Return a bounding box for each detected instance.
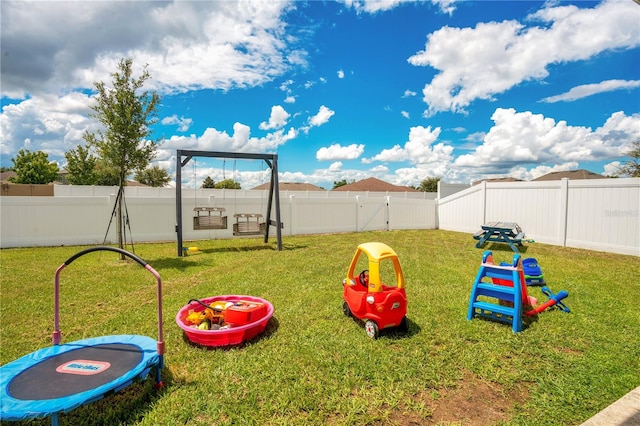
[53,246,164,350]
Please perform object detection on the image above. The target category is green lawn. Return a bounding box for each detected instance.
[1,230,638,425]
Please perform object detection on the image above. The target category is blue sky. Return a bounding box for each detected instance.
[1,0,639,189]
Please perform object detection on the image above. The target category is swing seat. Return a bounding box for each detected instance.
[194,207,228,230]
[233,214,266,236]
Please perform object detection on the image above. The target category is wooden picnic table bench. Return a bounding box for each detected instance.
[473,221,525,252]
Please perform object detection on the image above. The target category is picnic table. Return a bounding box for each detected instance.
[473,221,525,252]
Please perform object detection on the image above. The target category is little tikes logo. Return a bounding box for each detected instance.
[56,360,111,375]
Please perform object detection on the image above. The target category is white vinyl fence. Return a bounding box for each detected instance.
[438,178,640,256]
[1,179,638,256]
[0,187,437,249]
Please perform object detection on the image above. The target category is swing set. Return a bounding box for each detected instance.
[191,158,228,231]
[175,150,283,256]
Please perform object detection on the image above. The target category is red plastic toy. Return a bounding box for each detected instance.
[342,242,408,339]
[176,295,273,347]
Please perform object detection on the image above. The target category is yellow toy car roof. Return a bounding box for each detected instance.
[357,242,398,261]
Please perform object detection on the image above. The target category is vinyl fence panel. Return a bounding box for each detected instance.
[437,178,639,256]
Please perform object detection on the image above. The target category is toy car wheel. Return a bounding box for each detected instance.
[365,320,379,339]
[342,300,352,317]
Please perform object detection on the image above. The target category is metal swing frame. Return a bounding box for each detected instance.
[175,150,283,256]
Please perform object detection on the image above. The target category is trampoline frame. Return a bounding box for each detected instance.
[0,246,165,425]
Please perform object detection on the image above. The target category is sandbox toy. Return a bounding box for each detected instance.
[176,295,273,347]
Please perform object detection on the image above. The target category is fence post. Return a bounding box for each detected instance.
[355,195,360,232]
[559,178,569,247]
[481,181,487,224]
[385,196,391,231]
[289,195,295,236]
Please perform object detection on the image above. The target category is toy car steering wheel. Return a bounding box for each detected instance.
[358,270,369,288]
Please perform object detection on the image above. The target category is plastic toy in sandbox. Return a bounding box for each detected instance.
[342,242,409,339]
[467,251,570,332]
[176,295,274,347]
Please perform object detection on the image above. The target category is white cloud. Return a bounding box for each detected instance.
[1,1,301,97]
[401,111,410,119]
[308,105,335,127]
[316,143,365,161]
[160,122,296,158]
[328,161,343,172]
[0,93,96,162]
[162,114,193,132]
[259,105,290,130]
[454,108,640,168]
[541,79,640,103]
[369,164,389,174]
[342,0,453,15]
[408,0,640,115]
[402,89,417,97]
[337,69,345,79]
[603,161,621,177]
[363,125,451,165]
[284,95,296,104]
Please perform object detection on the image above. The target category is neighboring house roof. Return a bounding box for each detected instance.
[121,180,149,187]
[533,169,606,181]
[252,182,326,191]
[473,177,524,185]
[0,171,17,182]
[332,177,419,192]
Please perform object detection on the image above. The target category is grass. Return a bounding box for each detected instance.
[1,230,639,425]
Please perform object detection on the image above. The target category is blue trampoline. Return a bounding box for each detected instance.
[0,247,165,425]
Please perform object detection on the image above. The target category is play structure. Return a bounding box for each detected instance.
[176,295,274,347]
[467,251,569,332]
[0,247,165,425]
[342,242,408,339]
[175,150,284,255]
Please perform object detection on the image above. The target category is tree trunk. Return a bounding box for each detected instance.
[116,184,125,260]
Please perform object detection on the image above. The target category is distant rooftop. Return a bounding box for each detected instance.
[0,171,17,182]
[252,182,326,191]
[473,177,523,185]
[532,169,606,181]
[332,177,419,192]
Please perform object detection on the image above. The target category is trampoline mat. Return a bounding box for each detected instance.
[9,343,142,400]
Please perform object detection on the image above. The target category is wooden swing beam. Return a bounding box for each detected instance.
[175,150,283,256]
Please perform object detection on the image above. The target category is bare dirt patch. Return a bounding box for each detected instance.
[387,372,529,426]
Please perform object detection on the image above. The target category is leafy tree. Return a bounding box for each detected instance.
[333,179,354,189]
[214,179,241,189]
[135,165,171,187]
[418,176,441,192]
[201,176,216,188]
[91,162,121,186]
[65,145,98,185]
[616,140,640,177]
[9,149,60,184]
[83,57,161,253]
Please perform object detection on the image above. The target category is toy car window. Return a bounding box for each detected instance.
[380,259,398,287]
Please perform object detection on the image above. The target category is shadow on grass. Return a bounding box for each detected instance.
[179,316,281,351]
[44,365,175,426]
[469,310,541,332]
[348,316,422,340]
[474,243,529,255]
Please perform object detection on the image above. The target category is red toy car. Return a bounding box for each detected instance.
[342,242,408,339]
